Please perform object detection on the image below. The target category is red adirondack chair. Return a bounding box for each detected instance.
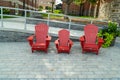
[79,24,104,55]
[27,23,51,53]
[54,29,73,54]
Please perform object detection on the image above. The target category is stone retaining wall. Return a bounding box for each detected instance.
[0,29,78,42]
[0,29,33,42]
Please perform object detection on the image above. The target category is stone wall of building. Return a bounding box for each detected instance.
[110,0,120,25]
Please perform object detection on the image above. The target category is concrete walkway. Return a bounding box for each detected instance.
[0,37,120,79]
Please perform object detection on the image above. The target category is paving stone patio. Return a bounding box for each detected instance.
[0,37,120,79]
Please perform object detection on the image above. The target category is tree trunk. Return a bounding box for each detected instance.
[93,4,97,18]
[98,0,111,20]
[64,4,69,20]
[64,4,68,15]
[52,3,54,13]
[88,3,92,17]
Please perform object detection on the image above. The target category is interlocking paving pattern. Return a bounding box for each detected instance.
[0,37,120,79]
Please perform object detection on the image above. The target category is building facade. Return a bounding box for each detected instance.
[38,0,55,10]
[0,0,39,10]
[62,1,100,17]
[110,0,120,25]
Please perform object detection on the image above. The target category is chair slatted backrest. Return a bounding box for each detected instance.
[35,23,48,43]
[84,24,98,44]
[59,29,70,46]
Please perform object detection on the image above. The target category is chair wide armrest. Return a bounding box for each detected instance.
[98,37,104,43]
[46,35,52,41]
[55,39,59,45]
[46,35,52,48]
[79,36,85,49]
[79,36,85,42]
[69,39,73,45]
[68,39,73,49]
[97,37,104,49]
[27,35,34,47]
[54,39,59,49]
[27,35,34,41]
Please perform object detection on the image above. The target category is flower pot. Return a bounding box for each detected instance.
[110,37,116,46]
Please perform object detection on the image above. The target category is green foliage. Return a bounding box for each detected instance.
[3,9,10,14]
[73,0,84,5]
[99,21,120,37]
[38,6,43,11]
[102,33,114,48]
[0,16,15,19]
[88,0,97,4]
[117,29,120,37]
[45,6,51,10]
[98,30,114,48]
[0,9,10,14]
[41,13,48,18]
[97,30,103,37]
[107,21,119,37]
[98,21,120,48]
[53,10,62,14]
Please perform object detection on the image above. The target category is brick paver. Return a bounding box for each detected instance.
[0,37,120,79]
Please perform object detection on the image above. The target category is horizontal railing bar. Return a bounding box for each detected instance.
[0,6,34,12]
[49,20,69,24]
[27,17,48,21]
[2,14,25,18]
[71,23,86,26]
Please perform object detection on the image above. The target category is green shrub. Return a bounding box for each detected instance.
[101,32,114,48]
[53,10,62,14]
[0,9,10,14]
[45,6,51,10]
[98,28,115,48]
[38,6,43,11]
[41,13,48,18]
[107,21,120,37]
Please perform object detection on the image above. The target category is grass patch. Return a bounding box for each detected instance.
[0,16,16,19]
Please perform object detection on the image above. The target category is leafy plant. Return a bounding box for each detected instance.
[0,9,10,14]
[103,33,113,48]
[98,21,120,48]
[98,30,114,48]
[38,6,43,11]
[107,21,120,37]
[53,10,62,14]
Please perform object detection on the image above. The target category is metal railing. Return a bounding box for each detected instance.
[0,6,110,31]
